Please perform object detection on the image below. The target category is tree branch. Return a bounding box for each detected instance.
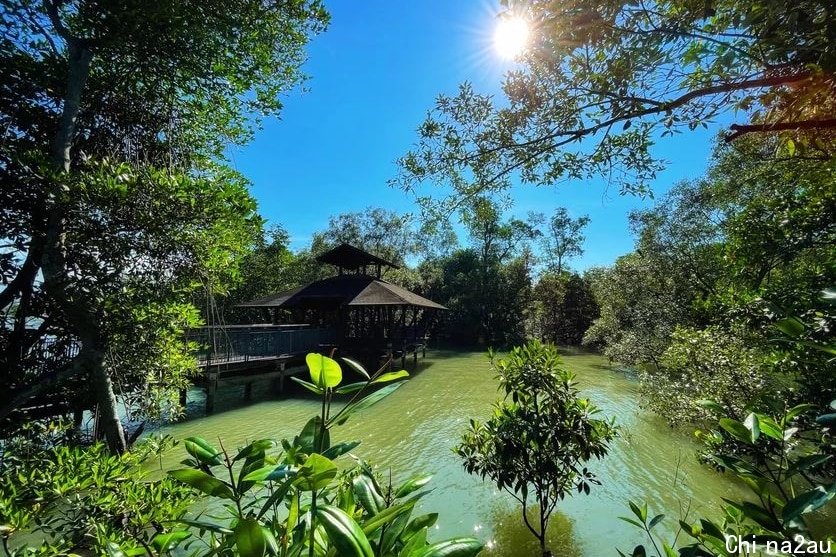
[724,118,836,142]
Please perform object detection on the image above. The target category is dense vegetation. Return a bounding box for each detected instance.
[1,0,834,555]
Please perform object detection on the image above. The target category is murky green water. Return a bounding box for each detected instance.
[158,350,749,556]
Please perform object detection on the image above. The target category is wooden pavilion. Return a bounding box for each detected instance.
[238,243,446,361]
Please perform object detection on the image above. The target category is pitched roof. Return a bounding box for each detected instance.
[238,274,446,310]
[316,243,400,270]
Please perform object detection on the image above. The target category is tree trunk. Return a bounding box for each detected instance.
[41,39,127,453]
[86,337,127,451]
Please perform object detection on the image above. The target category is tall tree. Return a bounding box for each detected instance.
[534,208,590,274]
[394,0,835,211]
[0,0,328,451]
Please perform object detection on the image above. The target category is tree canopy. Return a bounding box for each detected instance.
[394,0,835,211]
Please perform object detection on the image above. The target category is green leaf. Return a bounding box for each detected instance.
[341,357,371,379]
[316,505,374,557]
[235,518,268,557]
[774,317,804,338]
[243,465,293,482]
[743,412,760,443]
[295,416,329,453]
[719,418,753,444]
[787,454,832,477]
[168,469,234,500]
[353,473,384,515]
[322,441,361,460]
[394,475,432,498]
[782,484,836,522]
[183,437,222,466]
[306,353,342,388]
[628,501,646,523]
[648,514,664,529]
[257,476,295,520]
[335,382,405,426]
[410,538,484,557]
[371,370,409,384]
[361,499,416,536]
[233,439,276,462]
[151,530,190,552]
[335,382,367,394]
[289,376,324,395]
[785,403,816,422]
[295,453,337,491]
[755,415,782,440]
[402,513,438,541]
[178,519,233,535]
[696,400,723,413]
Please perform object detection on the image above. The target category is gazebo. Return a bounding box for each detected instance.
[238,243,446,363]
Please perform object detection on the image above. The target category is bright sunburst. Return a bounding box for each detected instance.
[493,16,529,59]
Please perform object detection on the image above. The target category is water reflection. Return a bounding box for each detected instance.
[481,505,582,557]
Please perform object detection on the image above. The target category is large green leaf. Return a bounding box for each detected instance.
[719,418,753,444]
[295,416,329,453]
[322,441,361,460]
[316,505,374,557]
[353,473,384,515]
[335,382,406,426]
[183,437,222,466]
[168,469,234,500]
[782,484,836,522]
[410,538,484,557]
[235,518,268,557]
[743,413,760,443]
[306,353,342,388]
[151,530,191,552]
[243,464,293,482]
[295,453,337,491]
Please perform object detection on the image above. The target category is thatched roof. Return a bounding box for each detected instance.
[239,274,447,310]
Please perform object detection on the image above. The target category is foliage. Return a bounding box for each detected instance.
[456,341,616,556]
[394,0,835,212]
[530,272,598,346]
[585,136,835,420]
[641,326,771,427]
[617,401,835,557]
[163,353,483,557]
[0,424,192,555]
[0,0,328,449]
[531,208,590,275]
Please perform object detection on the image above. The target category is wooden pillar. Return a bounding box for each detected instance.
[179,388,187,406]
[206,371,218,415]
[278,362,286,393]
[413,350,418,365]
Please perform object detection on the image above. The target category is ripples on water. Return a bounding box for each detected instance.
[156,350,751,557]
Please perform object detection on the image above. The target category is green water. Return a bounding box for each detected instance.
[158,350,748,556]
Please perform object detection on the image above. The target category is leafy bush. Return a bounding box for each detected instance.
[617,401,835,557]
[456,341,616,557]
[641,326,771,426]
[0,425,191,555]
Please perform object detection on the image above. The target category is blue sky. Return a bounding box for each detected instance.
[227,0,723,271]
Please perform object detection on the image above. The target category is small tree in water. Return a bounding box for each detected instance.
[456,341,617,557]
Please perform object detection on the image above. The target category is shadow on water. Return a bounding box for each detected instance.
[178,352,439,422]
[480,505,582,557]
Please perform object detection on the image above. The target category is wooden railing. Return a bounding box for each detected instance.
[187,324,337,366]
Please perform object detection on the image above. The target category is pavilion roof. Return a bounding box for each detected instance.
[238,274,446,310]
[316,243,399,271]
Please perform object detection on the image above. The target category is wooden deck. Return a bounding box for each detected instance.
[189,324,429,413]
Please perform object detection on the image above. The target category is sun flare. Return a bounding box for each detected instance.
[493,16,530,59]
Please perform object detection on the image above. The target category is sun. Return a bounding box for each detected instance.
[493,16,530,59]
